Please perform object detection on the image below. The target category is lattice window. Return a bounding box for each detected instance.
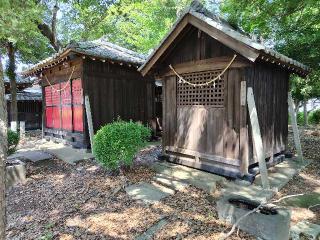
[177,70,225,107]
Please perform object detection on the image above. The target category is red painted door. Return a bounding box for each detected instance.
[45,86,53,128]
[72,79,83,132]
[61,82,72,131]
[45,79,84,133]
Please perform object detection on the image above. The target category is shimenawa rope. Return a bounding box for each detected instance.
[44,66,75,92]
[169,54,237,87]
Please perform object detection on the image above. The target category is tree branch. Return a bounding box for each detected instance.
[37,2,61,52]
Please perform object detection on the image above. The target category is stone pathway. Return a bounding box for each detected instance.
[291,221,320,240]
[254,159,310,192]
[8,150,52,163]
[125,183,174,205]
[222,158,310,202]
[152,162,226,194]
[10,140,94,165]
[135,217,168,240]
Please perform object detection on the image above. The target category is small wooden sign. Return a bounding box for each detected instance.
[240,81,246,106]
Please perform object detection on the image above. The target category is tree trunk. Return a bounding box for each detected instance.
[303,100,308,126]
[0,53,7,240]
[6,42,18,124]
[294,99,300,114]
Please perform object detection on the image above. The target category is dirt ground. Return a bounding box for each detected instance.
[6,127,320,239]
[274,126,320,225]
[6,132,253,240]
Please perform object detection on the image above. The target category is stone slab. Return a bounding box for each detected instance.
[125,183,173,204]
[221,182,274,203]
[153,174,188,192]
[14,150,52,162]
[217,195,291,240]
[254,159,310,191]
[135,217,168,240]
[39,142,93,165]
[152,162,226,194]
[291,221,320,240]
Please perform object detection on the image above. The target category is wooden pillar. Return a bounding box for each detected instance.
[19,121,25,139]
[10,121,17,132]
[288,92,304,162]
[85,95,94,150]
[239,80,249,175]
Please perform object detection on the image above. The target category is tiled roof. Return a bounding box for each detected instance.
[22,38,146,76]
[6,91,42,101]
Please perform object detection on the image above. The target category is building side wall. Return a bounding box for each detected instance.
[246,62,289,164]
[83,59,155,145]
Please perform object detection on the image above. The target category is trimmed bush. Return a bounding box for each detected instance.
[93,120,151,171]
[7,130,19,155]
[308,109,320,125]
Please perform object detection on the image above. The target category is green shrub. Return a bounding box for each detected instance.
[308,109,320,125]
[7,130,19,155]
[93,120,151,171]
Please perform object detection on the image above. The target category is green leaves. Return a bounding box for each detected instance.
[221,0,320,102]
[93,120,151,171]
[0,0,54,63]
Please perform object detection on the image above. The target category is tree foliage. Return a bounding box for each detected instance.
[220,0,320,103]
[0,0,54,63]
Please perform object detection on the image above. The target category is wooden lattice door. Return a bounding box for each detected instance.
[175,70,225,156]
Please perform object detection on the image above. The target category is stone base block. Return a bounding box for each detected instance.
[6,160,26,187]
[217,195,291,240]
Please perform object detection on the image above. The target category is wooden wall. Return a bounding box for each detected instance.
[41,57,85,148]
[246,62,289,164]
[159,24,289,177]
[83,59,155,144]
[7,101,42,130]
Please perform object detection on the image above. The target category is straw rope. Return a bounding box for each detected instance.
[44,66,75,92]
[169,54,237,87]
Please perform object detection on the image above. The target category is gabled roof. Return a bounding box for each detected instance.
[22,38,146,76]
[139,1,310,77]
[4,74,34,93]
[6,91,42,101]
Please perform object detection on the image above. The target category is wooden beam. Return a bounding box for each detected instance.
[140,15,190,76]
[160,57,251,77]
[84,95,94,149]
[288,92,304,162]
[188,14,260,62]
[165,146,241,166]
[239,80,249,175]
[247,87,270,189]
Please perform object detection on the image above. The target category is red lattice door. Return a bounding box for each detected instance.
[72,79,83,132]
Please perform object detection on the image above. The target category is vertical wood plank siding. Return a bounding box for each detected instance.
[158,24,289,177]
[83,59,155,146]
[246,62,289,163]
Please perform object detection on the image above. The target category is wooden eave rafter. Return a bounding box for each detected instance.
[22,49,140,77]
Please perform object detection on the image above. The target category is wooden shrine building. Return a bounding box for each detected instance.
[139,1,310,179]
[5,75,42,130]
[23,39,156,148]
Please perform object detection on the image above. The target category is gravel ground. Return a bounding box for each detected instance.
[6,132,253,240]
[274,126,320,224]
